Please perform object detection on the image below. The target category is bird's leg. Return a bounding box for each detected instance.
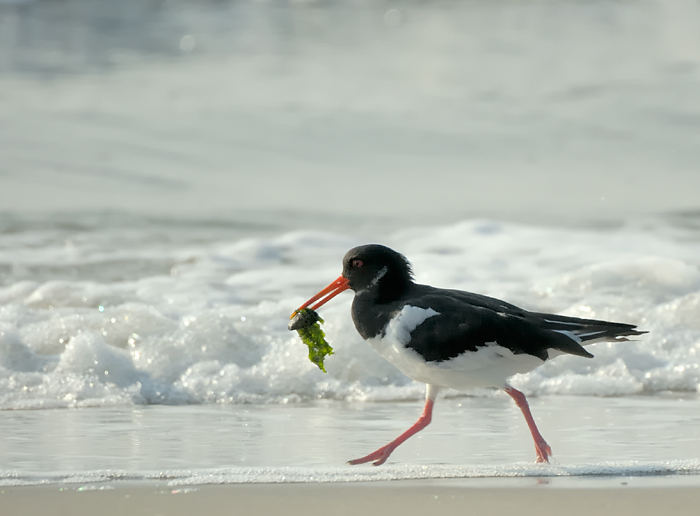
[348,385,440,466]
[504,385,552,463]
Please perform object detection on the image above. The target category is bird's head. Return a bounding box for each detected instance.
[341,244,413,298]
[296,244,414,311]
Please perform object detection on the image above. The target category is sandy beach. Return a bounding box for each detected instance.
[3,479,700,516]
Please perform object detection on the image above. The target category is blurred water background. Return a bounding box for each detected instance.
[2,0,700,220]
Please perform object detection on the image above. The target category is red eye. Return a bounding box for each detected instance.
[352,259,364,268]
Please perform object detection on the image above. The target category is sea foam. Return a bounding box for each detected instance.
[1,218,699,409]
[2,460,700,487]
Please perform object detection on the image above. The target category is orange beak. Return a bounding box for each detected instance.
[296,276,351,311]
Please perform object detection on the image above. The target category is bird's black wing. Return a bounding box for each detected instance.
[402,287,644,363]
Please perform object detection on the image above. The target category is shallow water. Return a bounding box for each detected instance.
[1,395,700,486]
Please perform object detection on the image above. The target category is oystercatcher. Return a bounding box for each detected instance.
[294,244,645,466]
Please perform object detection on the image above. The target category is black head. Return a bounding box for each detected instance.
[341,244,414,302]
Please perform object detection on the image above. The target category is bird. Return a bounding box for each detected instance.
[293,244,646,466]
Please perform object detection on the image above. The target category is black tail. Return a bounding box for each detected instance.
[531,312,647,359]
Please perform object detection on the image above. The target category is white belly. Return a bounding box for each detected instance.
[366,305,545,390]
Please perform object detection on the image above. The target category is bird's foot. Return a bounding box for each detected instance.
[535,440,552,463]
[348,444,396,466]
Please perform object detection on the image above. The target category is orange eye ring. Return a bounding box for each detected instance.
[352,259,364,268]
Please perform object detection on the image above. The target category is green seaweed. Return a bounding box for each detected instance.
[293,309,333,373]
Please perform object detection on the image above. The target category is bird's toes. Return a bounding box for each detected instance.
[348,445,394,466]
[348,452,380,465]
[535,445,552,463]
[372,455,389,467]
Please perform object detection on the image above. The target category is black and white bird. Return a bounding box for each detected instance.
[294,244,645,466]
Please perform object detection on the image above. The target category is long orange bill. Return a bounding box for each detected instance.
[297,276,350,312]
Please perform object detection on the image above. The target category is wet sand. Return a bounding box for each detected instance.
[3,479,700,516]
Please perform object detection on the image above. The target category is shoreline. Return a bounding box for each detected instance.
[3,477,700,516]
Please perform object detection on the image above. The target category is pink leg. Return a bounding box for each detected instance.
[348,385,440,466]
[504,386,552,463]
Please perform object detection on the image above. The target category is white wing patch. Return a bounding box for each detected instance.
[367,305,439,369]
[385,305,440,346]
